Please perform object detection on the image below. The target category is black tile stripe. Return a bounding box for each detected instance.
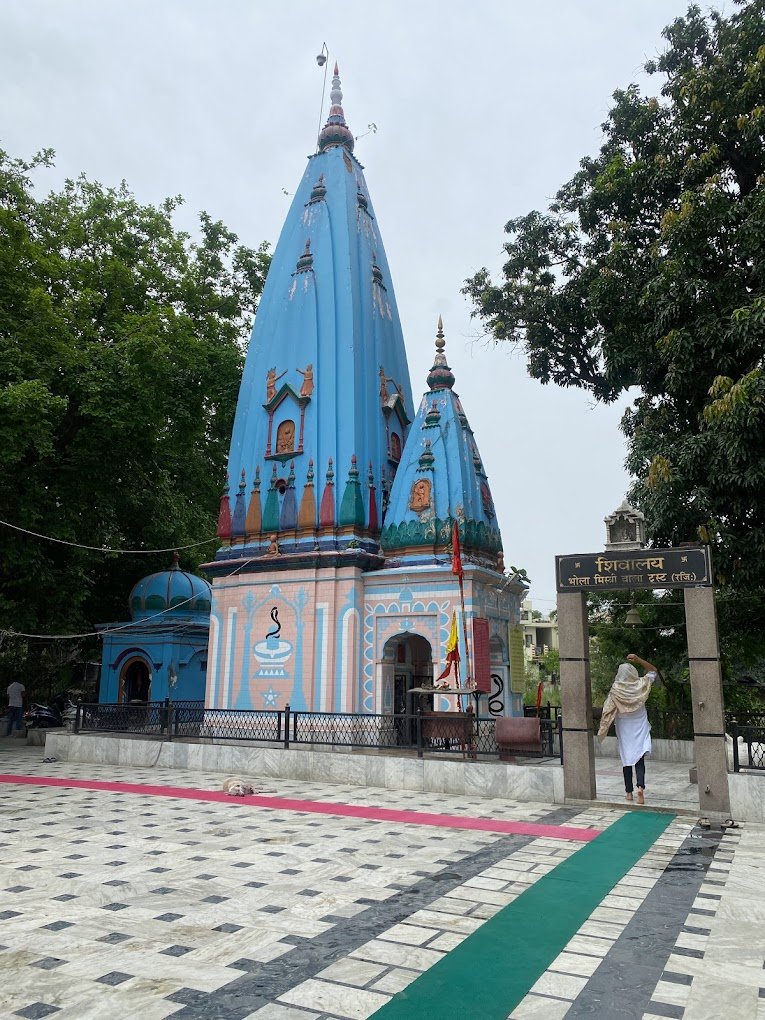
[646,1002,684,1019]
[567,827,724,1019]
[168,805,584,1019]
[662,970,693,985]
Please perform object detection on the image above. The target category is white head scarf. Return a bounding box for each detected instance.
[597,662,653,741]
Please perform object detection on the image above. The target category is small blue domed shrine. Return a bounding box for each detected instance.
[97,553,211,704]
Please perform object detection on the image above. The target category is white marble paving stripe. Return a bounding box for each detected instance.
[665,827,765,1020]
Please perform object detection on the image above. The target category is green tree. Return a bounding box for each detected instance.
[464,1,765,595]
[0,148,270,674]
[586,592,689,707]
[586,591,765,716]
[539,647,559,681]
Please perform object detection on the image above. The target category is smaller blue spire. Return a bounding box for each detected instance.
[381,317,503,568]
[231,470,248,539]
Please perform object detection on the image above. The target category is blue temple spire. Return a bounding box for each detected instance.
[215,65,413,567]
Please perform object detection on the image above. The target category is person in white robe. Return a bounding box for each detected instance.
[597,653,658,804]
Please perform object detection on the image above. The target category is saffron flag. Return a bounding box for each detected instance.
[451,520,464,579]
[437,611,460,682]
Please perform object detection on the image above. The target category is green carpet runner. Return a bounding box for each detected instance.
[371,811,673,1019]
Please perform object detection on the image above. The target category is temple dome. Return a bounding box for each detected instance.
[129,552,212,619]
[381,320,503,568]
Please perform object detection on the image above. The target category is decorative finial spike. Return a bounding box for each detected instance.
[318,61,354,154]
[427,316,455,391]
[435,315,445,353]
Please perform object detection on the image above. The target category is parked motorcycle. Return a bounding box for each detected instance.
[24,702,64,729]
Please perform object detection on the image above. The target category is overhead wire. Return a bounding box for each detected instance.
[0,555,256,642]
[0,518,218,554]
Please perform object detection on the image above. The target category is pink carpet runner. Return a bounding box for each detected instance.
[0,773,600,842]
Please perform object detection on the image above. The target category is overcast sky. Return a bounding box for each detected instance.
[2,0,712,610]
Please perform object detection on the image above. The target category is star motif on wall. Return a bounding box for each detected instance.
[262,686,279,707]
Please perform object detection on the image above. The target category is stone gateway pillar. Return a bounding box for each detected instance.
[558,592,596,800]
[685,587,731,816]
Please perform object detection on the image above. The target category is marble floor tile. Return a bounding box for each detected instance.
[368,967,418,994]
[529,970,588,1000]
[277,978,390,1019]
[548,951,602,977]
[509,993,572,1019]
[316,958,387,986]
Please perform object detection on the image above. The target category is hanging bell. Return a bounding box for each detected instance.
[625,604,642,628]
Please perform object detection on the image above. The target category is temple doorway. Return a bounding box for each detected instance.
[120,658,151,703]
[383,634,433,745]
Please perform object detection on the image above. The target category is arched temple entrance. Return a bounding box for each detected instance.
[381,634,434,745]
[119,657,152,704]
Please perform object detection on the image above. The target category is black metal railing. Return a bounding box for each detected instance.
[74,700,564,762]
[728,717,765,771]
[74,700,182,736]
[646,708,695,741]
[523,705,563,723]
[173,703,283,742]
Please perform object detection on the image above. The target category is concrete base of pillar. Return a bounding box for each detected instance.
[562,731,597,800]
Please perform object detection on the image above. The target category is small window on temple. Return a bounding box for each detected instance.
[390,432,401,462]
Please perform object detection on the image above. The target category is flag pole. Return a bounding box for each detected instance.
[451,519,472,713]
[458,573,472,713]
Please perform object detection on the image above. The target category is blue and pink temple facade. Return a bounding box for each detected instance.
[202,67,526,719]
[99,67,527,718]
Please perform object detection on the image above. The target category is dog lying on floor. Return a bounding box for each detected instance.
[223,777,255,796]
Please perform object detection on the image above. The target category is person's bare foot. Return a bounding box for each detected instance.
[636,788,645,805]
[625,792,633,802]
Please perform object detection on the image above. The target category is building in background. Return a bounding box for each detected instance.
[520,599,559,674]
